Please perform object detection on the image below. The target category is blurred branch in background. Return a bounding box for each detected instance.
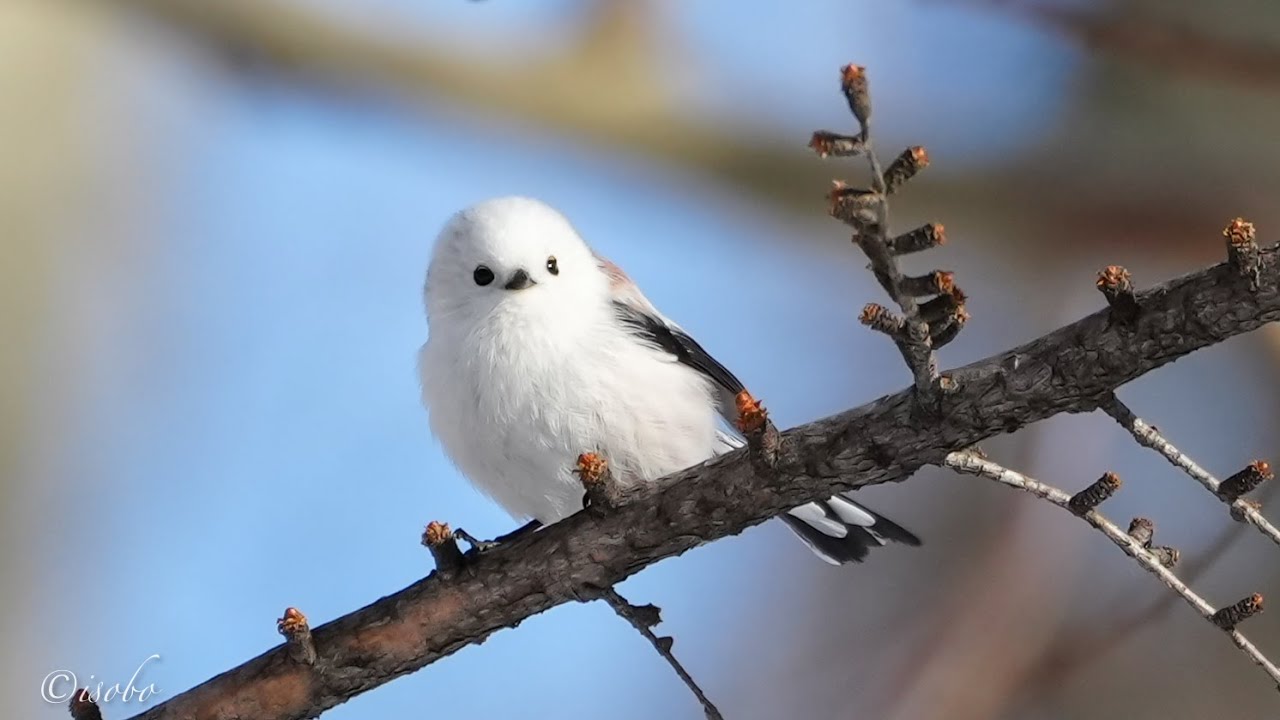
[96,0,1280,354]
[104,0,833,213]
[970,0,1280,92]
[83,0,1280,287]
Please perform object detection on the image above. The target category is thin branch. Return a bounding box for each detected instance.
[1099,394,1280,546]
[576,453,723,717]
[599,589,724,720]
[968,0,1280,95]
[943,451,1280,686]
[886,223,946,257]
[826,65,943,405]
[1031,516,1247,686]
[110,0,890,221]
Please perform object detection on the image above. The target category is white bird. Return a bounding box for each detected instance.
[419,196,920,564]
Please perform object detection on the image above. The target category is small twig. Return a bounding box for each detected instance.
[809,131,865,158]
[1099,394,1280,546]
[599,588,724,720]
[1127,517,1155,546]
[422,521,466,577]
[734,390,779,471]
[918,286,967,324]
[1220,461,1273,503]
[899,270,955,298]
[1096,265,1140,323]
[1123,516,1179,567]
[886,223,947,257]
[828,64,944,405]
[927,306,970,349]
[840,64,871,140]
[69,689,104,720]
[828,182,881,233]
[576,452,623,510]
[860,303,907,338]
[1213,593,1266,630]
[1032,516,1247,685]
[1148,545,1180,569]
[883,146,930,194]
[276,607,317,666]
[1225,218,1262,291]
[943,451,1280,686]
[1068,472,1122,515]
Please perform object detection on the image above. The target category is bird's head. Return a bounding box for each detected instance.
[425,196,609,335]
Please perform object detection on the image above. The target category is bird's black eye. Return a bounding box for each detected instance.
[473,265,495,286]
[546,256,559,276]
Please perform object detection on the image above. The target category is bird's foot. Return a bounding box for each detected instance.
[452,520,543,556]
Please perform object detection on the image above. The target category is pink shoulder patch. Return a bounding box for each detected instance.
[596,255,631,290]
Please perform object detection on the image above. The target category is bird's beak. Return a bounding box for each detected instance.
[503,268,537,291]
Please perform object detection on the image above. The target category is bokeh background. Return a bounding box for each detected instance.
[5,1,1280,718]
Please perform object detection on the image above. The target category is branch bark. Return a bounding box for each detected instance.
[123,243,1280,720]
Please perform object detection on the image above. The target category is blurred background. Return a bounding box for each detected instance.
[4,0,1280,718]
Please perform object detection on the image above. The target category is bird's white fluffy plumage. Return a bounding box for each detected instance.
[420,197,721,522]
[419,196,920,563]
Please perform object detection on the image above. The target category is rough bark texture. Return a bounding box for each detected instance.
[126,246,1280,720]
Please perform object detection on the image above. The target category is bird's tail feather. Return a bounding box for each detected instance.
[714,429,919,564]
[781,494,921,565]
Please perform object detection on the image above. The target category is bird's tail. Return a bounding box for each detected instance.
[781,494,921,564]
[714,430,920,564]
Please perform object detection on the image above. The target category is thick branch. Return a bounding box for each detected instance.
[127,247,1280,720]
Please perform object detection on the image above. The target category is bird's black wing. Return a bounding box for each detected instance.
[612,300,746,401]
[612,299,921,565]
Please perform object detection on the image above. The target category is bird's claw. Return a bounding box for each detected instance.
[452,528,498,554]
[452,519,544,558]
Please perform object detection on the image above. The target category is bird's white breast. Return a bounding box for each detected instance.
[422,306,721,524]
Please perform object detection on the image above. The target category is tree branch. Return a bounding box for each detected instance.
[598,589,723,720]
[120,237,1280,720]
[1028,514,1249,686]
[1099,394,1280,545]
[942,451,1280,685]
[576,452,722,718]
[824,65,944,406]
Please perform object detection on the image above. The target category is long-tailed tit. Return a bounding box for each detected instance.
[419,196,920,563]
